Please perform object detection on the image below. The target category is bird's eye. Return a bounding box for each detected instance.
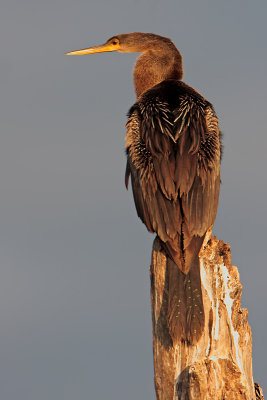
[112,39,119,45]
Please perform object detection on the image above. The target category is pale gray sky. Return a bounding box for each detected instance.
[0,0,267,399]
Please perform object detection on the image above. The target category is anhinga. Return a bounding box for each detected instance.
[66,33,221,344]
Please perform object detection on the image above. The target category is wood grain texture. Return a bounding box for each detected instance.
[150,232,260,400]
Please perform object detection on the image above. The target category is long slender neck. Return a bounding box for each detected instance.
[133,45,183,97]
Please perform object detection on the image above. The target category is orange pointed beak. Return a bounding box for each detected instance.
[65,42,118,55]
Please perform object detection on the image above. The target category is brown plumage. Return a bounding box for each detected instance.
[66,32,222,344]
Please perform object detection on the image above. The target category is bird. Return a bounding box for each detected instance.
[65,33,222,344]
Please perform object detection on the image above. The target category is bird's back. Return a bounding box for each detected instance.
[125,79,221,272]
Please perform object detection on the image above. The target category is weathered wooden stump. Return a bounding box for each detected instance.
[150,230,263,400]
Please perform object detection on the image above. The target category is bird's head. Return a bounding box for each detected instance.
[65,32,176,55]
[65,32,183,96]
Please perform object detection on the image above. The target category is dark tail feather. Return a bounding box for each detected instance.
[166,254,205,345]
[184,256,205,343]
